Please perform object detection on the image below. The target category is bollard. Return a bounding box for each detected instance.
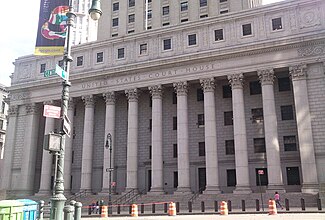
[39,200,44,220]
[164,203,168,213]
[117,204,121,214]
[69,200,76,219]
[141,203,144,214]
[220,201,228,215]
[317,199,322,211]
[74,202,82,220]
[152,204,155,214]
[268,199,277,215]
[285,198,289,211]
[129,205,132,214]
[256,199,260,211]
[64,205,74,220]
[168,202,176,216]
[176,202,180,213]
[227,200,232,212]
[214,201,218,212]
[301,198,305,211]
[188,201,192,213]
[241,200,245,211]
[201,201,205,212]
[131,204,138,217]
[88,204,92,215]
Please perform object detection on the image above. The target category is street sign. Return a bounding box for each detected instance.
[55,64,68,80]
[258,170,264,175]
[43,105,61,119]
[63,114,71,137]
[43,69,56,77]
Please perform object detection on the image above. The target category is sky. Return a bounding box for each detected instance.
[0,0,285,87]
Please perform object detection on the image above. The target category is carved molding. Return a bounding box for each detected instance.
[173,81,188,96]
[8,106,19,117]
[82,95,96,107]
[299,7,321,29]
[125,89,139,102]
[103,92,116,104]
[257,69,275,85]
[200,78,215,93]
[289,64,307,81]
[298,45,325,57]
[25,103,40,115]
[149,85,163,99]
[227,73,244,89]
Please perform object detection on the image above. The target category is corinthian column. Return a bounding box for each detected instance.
[20,103,40,194]
[38,101,56,195]
[80,95,95,192]
[258,69,284,192]
[199,78,221,194]
[102,92,116,192]
[125,89,139,192]
[228,74,251,194]
[0,105,19,190]
[173,81,191,194]
[289,64,318,194]
[148,85,164,194]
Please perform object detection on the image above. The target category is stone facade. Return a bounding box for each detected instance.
[1,0,325,198]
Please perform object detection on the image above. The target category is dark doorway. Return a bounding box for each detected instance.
[148,170,152,191]
[198,168,206,192]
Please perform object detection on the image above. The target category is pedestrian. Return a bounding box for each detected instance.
[274,191,283,209]
[96,201,99,214]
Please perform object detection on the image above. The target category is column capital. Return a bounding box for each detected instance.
[257,69,275,85]
[173,81,188,96]
[25,103,40,115]
[200,78,215,92]
[82,95,96,107]
[8,105,19,117]
[289,64,307,81]
[43,100,54,105]
[228,73,244,89]
[125,89,139,102]
[149,85,163,99]
[103,92,116,104]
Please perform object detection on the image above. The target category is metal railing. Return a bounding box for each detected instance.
[188,187,205,203]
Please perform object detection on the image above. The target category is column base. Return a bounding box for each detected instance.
[174,187,192,195]
[266,185,286,193]
[233,185,252,194]
[147,187,165,195]
[301,183,319,194]
[203,186,221,194]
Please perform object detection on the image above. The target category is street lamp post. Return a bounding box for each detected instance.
[105,133,113,215]
[50,0,102,219]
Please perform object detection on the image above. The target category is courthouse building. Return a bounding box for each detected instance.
[1,0,325,198]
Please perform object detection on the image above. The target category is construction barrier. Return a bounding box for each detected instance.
[268,199,277,215]
[168,202,176,216]
[101,205,108,218]
[131,204,138,217]
[220,201,228,215]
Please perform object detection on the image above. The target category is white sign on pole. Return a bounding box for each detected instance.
[43,105,61,119]
[55,64,68,80]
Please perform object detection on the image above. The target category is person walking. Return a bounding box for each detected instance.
[274,191,284,209]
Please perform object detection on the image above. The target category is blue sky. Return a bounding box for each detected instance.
[0,0,284,87]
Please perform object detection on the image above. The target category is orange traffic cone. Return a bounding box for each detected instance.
[101,205,108,218]
[131,204,138,217]
[220,201,228,215]
[168,202,176,216]
[268,199,277,215]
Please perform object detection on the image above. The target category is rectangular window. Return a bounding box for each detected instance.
[256,168,268,186]
[249,81,261,95]
[117,48,125,59]
[173,144,177,158]
[227,169,236,187]
[128,30,135,34]
[174,171,178,188]
[40,63,46,73]
[129,0,135,7]
[200,0,207,7]
[96,52,103,63]
[281,105,294,120]
[188,34,197,46]
[225,140,235,155]
[286,167,300,185]
[181,19,188,23]
[284,136,297,151]
[1,102,5,114]
[147,10,152,19]
[197,88,204,101]
[0,120,3,130]
[214,29,224,41]
[242,23,252,36]
[197,114,205,127]
[112,33,118,37]
[181,2,188,11]
[254,138,266,153]
[140,43,148,55]
[199,142,205,156]
[113,2,119,11]
[149,145,152,159]
[278,77,291,91]
[163,22,170,26]
[128,14,135,23]
[272,17,282,31]
[220,0,227,2]
[200,14,208,18]
[77,56,83,66]
[163,6,169,15]
[251,108,263,123]
[112,18,119,27]
[223,85,232,98]
[224,111,233,126]
[173,117,177,130]
[220,10,228,14]
[163,39,172,50]
[172,92,177,104]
